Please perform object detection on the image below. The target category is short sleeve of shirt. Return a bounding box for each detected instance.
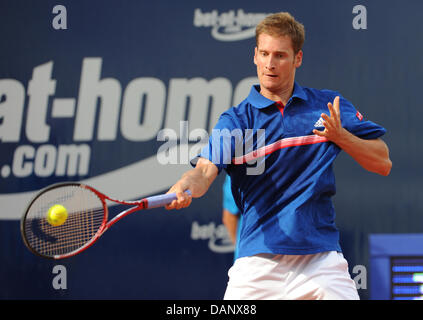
[338,94,386,140]
[191,111,241,173]
[222,175,240,215]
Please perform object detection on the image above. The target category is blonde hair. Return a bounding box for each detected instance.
[255,12,305,54]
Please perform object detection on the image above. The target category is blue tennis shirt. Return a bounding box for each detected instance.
[194,83,386,259]
[223,175,240,215]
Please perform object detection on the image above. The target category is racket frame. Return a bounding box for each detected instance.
[20,182,167,260]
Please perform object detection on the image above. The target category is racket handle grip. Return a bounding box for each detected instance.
[146,190,192,208]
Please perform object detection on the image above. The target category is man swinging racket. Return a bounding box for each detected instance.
[165,12,392,300]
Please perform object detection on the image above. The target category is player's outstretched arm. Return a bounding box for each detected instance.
[165,157,219,210]
[333,133,391,176]
[313,96,392,176]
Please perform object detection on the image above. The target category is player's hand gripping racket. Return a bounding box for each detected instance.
[20,182,191,260]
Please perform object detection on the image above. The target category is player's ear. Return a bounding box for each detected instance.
[254,47,258,66]
[295,50,303,68]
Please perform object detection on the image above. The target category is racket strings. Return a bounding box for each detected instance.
[25,210,104,254]
[23,185,105,258]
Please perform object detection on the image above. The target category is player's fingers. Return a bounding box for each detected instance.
[174,190,192,210]
[312,128,326,136]
[328,101,340,127]
[183,190,193,205]
[327,102,334,119]
[165,182,192,210]
[184,192,193,207]
[330,96,341,124]
[183,191,193,208]
[321,114,335,131]
[166,198,187,210]
[170,192,183,210]
[321,113,331,123]
[333,96,340,115]
[164,186,177,210]
[165,200,176,210]
[334,96,342,126]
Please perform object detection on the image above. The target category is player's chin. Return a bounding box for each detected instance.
[261,79,281,90]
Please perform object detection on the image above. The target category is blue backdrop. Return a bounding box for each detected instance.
[1,0,422,300]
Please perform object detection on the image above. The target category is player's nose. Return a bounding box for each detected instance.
[265,56,276,70]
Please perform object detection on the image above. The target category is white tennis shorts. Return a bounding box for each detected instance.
[224,251,359,300]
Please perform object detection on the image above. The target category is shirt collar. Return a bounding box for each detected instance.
[247,82,308,109]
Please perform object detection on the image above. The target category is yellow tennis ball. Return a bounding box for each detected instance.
[47,204,68,226]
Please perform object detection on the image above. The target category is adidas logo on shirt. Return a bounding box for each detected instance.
[314,117,325,128]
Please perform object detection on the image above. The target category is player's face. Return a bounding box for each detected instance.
[254,33,302,100]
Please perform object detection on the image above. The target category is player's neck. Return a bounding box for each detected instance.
[260,83,294,106]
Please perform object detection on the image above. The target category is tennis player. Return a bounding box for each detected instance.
[166,12,392,300]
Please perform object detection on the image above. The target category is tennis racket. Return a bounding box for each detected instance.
[20,182,191,260]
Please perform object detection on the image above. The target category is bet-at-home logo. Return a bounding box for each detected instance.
[193,8,271,42]
[191,221,235,253]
